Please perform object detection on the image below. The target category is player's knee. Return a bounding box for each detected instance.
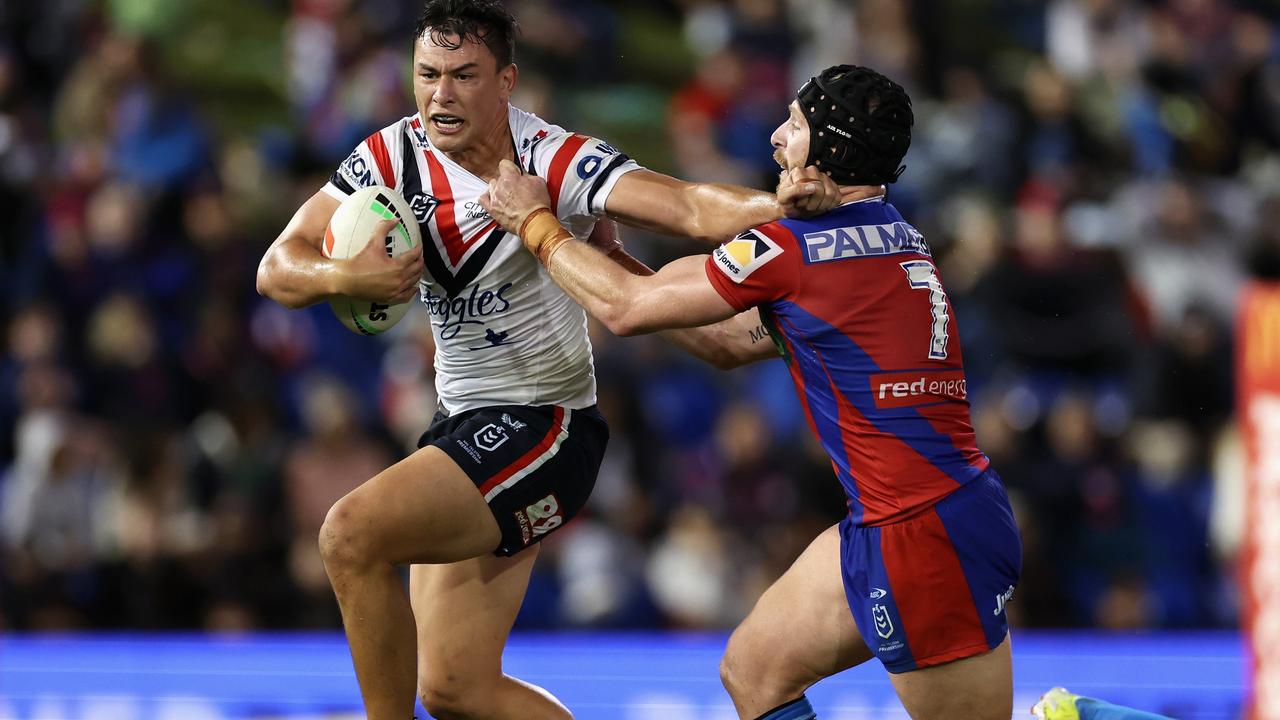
[720,628,760,699]
[718,649,740,697]
[419,673,486,720]
[317,493,376,572]
[721,624,808,704]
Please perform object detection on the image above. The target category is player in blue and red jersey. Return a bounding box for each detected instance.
[483,65,1022,720]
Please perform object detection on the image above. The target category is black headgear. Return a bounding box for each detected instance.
[797,65,914,186]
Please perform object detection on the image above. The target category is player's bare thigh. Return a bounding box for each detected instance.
[321,445,501,567]
[410,551,539,672]
[720,524,874,718]
[888,634,1012,720]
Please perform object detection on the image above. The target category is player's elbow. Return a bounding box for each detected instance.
[255,261,274,300]
[256,258,307,310]
[681,211,723,245]
[698,339,753,370]
[599,296,662,337]
[256,262,286,305]
[601,308,646,337]
[676,190,724,245]
[685,225,722,246]
[707,350,750,371]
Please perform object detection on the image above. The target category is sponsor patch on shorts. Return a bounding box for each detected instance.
[514,509,532,545]
[525,494,564,540]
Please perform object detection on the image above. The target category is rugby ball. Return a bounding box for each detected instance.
[322,185,422,335]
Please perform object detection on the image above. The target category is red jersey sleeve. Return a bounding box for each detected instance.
[704,223,801,312]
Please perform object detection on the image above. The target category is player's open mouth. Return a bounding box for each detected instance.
[431,114,465,134]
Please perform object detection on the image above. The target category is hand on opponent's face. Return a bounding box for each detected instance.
[777,165,856,218]
[480,159,551,233]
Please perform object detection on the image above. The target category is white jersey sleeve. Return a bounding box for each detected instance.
[322,125,406,201]
[526,131,641,223]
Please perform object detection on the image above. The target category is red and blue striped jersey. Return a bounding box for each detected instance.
[705,196,990,526]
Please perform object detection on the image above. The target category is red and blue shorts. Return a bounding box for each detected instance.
[839,469,1022,673]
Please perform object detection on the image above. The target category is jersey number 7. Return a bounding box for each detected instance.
[899,260,950,361]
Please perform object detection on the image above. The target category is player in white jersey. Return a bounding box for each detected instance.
[256,2,844,719]
[322,106,631,414]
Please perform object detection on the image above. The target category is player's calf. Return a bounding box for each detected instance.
[418,673,572,720]
[418,676,477,720]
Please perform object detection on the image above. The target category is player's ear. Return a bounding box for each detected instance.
[499,63,518,101]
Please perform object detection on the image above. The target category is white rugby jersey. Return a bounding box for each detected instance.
[323,106,641,413]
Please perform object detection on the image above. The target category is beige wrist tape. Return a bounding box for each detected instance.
[519,208,574,265]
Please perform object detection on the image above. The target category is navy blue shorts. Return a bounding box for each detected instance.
[839,470,1022,673]
[419,404,608,557]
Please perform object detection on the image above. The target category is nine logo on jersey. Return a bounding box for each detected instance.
[802,222,929,263]
[713,231,783,283]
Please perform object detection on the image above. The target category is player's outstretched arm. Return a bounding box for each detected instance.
[483,161,778,367]
[256,191,423,309]
[658,307,781,370]
[588,221,779,369]
[603,167,844,245]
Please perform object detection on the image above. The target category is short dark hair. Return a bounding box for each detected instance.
[797,65,914,185]
[413,0,517,68]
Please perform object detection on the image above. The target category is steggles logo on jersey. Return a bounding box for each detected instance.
[712,230,783,284]
[469,328,518,351]
[423,283,515,340]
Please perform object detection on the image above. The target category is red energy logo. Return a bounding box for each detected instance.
[870,371,968,409]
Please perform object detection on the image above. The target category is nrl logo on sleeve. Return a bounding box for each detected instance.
[712,230,782,283]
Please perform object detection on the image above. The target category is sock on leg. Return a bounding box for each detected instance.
[753,696,817,720]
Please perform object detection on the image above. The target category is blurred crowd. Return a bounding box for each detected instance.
[2,0,1279,633]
